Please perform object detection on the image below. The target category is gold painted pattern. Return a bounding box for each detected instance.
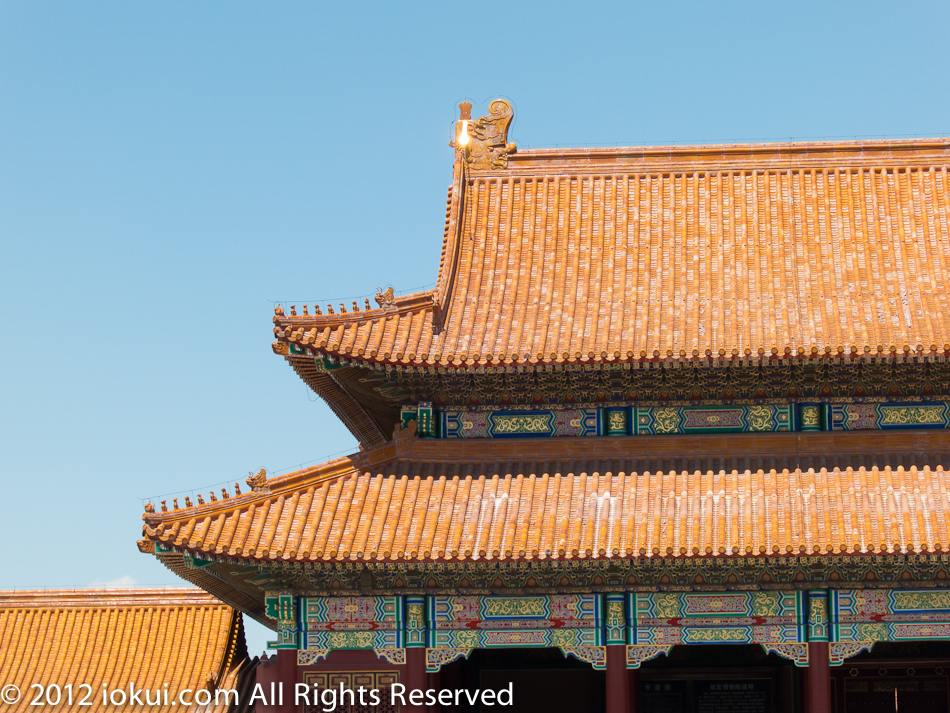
[652,408,679,434]
[491,415,551,434]
[746,406,775,431]
[484,597,547,618]
[891,591,950,611]
[879,406,945,426]
[800,407,820,427]
[607,411,627,432]
[686,627,748,643]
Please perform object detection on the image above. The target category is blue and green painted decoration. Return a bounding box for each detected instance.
[396,400,950,439]
[266,588,950,670]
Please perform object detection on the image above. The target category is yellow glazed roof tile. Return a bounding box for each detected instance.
[276,138,950,368]
[143,435,950,563]
[0,589,248,713]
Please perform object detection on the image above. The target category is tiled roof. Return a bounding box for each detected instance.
[0,589,250,713]
[141,432,950,562]
[275,137,950,368]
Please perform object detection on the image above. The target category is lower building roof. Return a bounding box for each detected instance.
[140,431,950,564]
[0,588,254,713]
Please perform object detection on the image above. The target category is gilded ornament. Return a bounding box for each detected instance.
[800,406,820,428]
[426,648,472,672]
[491,414,551,435]
[746,405,775,431]
[878,405,945,426]
[829,642,874,665]
[652,408,680,434]
[374,648,407,666]
[483,597,547,618]
[626,645,672,668]
[761,643,809,666]
[297,650,329,665]
[324,631,375,649]
[890,590,950,611]
[607,410,627,432]
[559,646,606,669]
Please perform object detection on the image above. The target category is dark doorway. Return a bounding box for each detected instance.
[638,644,797,713]
[444,647,605,713]
[832,641,950,713]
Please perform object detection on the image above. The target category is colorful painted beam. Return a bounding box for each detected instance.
[265,587,950,671]
[395,400,950,438]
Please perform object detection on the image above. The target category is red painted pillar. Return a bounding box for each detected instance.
[404,647,427,713]
[276,649,298,713]
[606,645,630,713]
[806,642,832,713]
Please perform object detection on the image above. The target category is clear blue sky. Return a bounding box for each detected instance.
[2,1,948,655]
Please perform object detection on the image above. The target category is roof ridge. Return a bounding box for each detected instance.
[503,135,950,166]
[0,588,226,608]
[273,289,436,327]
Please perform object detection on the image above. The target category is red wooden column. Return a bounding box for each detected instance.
[606,645,630,713]
[276,649,298,713]
[806,642,832,713]
[404,646,428,713]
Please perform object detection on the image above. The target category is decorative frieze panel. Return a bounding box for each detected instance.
[274,588,950,672]
[428,628,604,668]
[631,591,805,646]
[442,409,600,438]
[832,589,950,643]
[303,631,402,651]
[634,405,793,434]
[428,594,600,630]
[427,594,604,669]
[304,596,402,631]
[829,402,950,430]
[298,595,405,651]
[394,399,950,439]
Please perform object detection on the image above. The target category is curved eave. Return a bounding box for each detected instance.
[141,430,950,566]
[276,338,950,371]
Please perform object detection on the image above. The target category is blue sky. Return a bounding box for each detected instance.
[2,1,948,655]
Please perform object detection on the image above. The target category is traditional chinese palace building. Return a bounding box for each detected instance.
[140,100,950,713]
